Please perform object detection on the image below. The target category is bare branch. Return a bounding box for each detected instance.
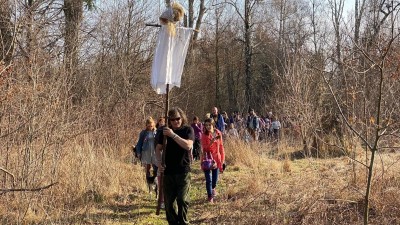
[212,1,245,22]
[321,73,373,151]
[0,167,15,185]
[0,182,59,195]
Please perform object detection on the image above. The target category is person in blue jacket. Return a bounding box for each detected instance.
[211,107,225,133]
[136,117,157,178]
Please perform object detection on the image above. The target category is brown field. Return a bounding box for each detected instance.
[1,137,399,225]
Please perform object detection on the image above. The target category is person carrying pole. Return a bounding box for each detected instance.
[148,0,196,221]
[155,108,194,225]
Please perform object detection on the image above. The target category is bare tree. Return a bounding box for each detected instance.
[324,4,400,222]
[188,0,206,41]
[365,0,400,48]
[213,0,261,108]
[243,0,257,106]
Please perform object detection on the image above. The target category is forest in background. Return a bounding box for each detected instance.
[1,0,400,224]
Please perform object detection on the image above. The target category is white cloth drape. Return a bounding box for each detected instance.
[151,26,194,94]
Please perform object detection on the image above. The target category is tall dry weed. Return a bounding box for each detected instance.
[223,138,259,167]
[0,137,146,224]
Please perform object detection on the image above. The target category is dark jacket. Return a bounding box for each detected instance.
[211,113,225,133]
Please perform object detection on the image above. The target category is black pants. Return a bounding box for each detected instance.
[163,172,191,225]
[192,139,201,160]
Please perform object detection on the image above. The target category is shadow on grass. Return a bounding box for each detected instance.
[46,195,163,224]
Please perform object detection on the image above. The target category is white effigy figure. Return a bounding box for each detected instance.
[150,2,194,94]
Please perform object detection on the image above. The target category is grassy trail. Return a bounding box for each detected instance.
[117,167,232,225]
[77,146,400,225]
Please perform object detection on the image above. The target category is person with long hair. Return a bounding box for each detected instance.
[136,117,157,178]
[155,107,194,225]
[201,118,225,203]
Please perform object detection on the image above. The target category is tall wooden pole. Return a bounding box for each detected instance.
[156,1,171,215]
[156,84,169,215]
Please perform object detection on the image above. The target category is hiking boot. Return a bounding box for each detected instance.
[208,197,214,203]
[212,188,217,197]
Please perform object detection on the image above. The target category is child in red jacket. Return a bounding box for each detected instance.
[201,118,225,203]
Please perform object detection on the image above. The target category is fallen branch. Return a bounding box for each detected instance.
[0,182,58,195]
[0,166,15,179]
[0,166,15,186]
[319,198,358,204]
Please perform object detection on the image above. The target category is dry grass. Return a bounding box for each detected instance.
[0,136,146,224]
[191,139,400,225]
[1,136,399,224]
[223,138,261,167]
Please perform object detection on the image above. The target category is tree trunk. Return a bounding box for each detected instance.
[188,0,205,41]
[330,0,347,148]
[354,0,366,45]
[0,0,13,65]
[193,0,205,41]
[215,7,220,107]
[25,0,36,78]
[244,0,253,106]
[226,48,235,111]
[63,0,84,105]
[188,0,194,28]
[63,0,83,74]
[310,0,318,53]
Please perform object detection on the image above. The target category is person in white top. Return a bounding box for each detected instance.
[227,123,239,139]
[271,117,281,140]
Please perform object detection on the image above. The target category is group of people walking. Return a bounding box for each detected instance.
[207,107,282,142]
[134,106,284,224]
[134,106,282,224]
[134,107,225,225]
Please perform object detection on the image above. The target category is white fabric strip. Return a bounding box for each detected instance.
[151,26,194,94]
